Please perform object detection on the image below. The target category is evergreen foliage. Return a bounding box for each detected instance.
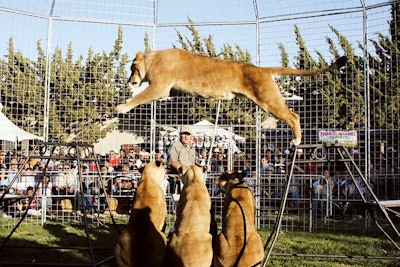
[0,6,399,144]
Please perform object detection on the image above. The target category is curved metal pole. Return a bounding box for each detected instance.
[206,100,222,168]
[262,147,298,266]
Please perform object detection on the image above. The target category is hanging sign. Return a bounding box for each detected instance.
[318,130,358,147]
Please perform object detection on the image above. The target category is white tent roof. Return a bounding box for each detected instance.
[170,120,245,142]
[0,109,43,142]
[94,129,145,154]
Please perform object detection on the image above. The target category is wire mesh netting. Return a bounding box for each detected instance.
[0,0,400,264]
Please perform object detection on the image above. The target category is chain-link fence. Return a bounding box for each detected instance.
[0,0,399,236]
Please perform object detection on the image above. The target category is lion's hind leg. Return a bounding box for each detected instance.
[214,233,232,267]
[252,82,302,146]
[114,232,132,267]
[242,232,265,266]
[276,107,301,146]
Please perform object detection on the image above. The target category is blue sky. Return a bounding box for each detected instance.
[0,0,391,66]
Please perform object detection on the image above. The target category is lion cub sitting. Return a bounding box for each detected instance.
[214,170,264,267]
[167,164,213,267]
[114,160,167,267]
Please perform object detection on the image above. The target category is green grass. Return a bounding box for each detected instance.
[260,231,400,267]
[0,218,399,266]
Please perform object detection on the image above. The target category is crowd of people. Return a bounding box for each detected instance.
[0,148,145,217]
[0,126,389,219]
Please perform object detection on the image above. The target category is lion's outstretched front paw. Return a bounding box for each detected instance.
[116,103,131,113]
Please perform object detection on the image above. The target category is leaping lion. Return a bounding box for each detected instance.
[117,48,347,145]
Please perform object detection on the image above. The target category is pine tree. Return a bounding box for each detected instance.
[0,37,44,137]
[0,26,131,144]
[368,2,400,129]
[278,26,364,131]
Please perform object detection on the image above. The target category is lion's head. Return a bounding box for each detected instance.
[141,160,166,184]
[218,170,246,193]
[128,51,146,87]
[180,164,205,186]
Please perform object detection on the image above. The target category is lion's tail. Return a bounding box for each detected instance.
[270,56,347,76]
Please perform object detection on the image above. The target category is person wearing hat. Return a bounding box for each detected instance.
[0,158,20,187]
[259,156,275,176]
[0,151,6,185]
[168,126,196,173]
[37,173,53,212]
[167,126,196,198]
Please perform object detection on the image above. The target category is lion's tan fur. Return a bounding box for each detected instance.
[117,48,346,145]
[114,161,167,267]
[214,170,264,267]
[166,165,213,267]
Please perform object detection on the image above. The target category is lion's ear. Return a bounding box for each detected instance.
[133,51,144,64]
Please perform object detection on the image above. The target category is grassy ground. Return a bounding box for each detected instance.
[0,217,399,267]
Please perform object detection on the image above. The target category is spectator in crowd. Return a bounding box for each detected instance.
[100,165,112,196]
[1,158,20,189]
[127,158,137,172]
[161,173,170,197]
[293,148,306,174]
[323,169,334,199]
[215,152,228,173]
[274,153,288,174]
[119,148,127,162]
[213,177,222,197]
[85,172,102,207]
[114,164,138,195]
[37,174,53,212]
[113,163,138,214]
[197,149,208,166]
[135,151,150,171]
[232,151,246,171]
[14,147,24,162]
[289,149,306,209]
[127,148,136,160]
[28,149,40,170]
[108,150,121,168]
[51,163,77,209]
[312,169,334,214]
[210,149,218,172]
[88,152,98,172]
[0,164,5,187]
[21,162,32,172]
[262,167,277,198]
[305,152,320,175]
[259,156,275,176]
[103,160,115,174]
[0,151,6,183]
[59,163,77,195]
[17,186,41,217]
[15,162,36,195]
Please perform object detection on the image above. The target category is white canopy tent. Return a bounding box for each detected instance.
[0,104,43,147]
[169,120,245,142]
[94,129,145,154]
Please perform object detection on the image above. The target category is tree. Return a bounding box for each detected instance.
[0,37,45,136]
[277,25,364,131]
[0,26,131,144]
[368,2,400,129]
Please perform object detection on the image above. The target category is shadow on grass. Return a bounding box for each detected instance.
[0,219,128,266]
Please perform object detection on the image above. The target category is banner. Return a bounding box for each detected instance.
[318,130,358,147]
